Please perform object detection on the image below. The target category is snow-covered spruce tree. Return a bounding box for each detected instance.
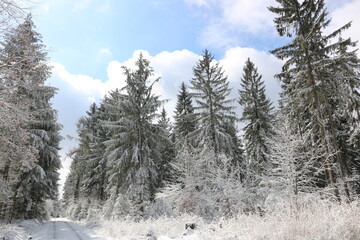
[157,50,244,219]
[0,51,36,221]
[330,38,360,196]
[269,0,360,200]
[0,15,61,220]
[238,58,274,179]
[63,103,109,220]
[157,107,175,187]
[173,82,196,147]
[62,154,84,211]
[79,103,108,203]
[190,49,236,160]
[223,118,244,178]
[0,90,37,221]
[103,53,168,218]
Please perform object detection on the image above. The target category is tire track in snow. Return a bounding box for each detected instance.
[52,221,56,239]
[51,221,84,240]
[64,221,84,240]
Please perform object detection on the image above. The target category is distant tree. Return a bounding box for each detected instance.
[157,107,175,187]
[238,58,274,178]
[223,118,244,178]
[173,82,196,146]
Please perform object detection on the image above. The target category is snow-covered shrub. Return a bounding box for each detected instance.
[157,148,247,220]
[91,195,360,240]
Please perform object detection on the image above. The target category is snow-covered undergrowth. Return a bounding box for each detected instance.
[88,198,360,240]
[0,220,39,240]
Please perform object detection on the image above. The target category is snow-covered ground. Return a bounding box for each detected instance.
[0,218,105,240]
[1,199,360,240]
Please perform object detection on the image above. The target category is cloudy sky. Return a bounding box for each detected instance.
[29,0,360,194]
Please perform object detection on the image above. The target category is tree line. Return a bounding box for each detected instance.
[63,0,360,220]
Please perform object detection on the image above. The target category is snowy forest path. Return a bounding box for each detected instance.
[30,218,106,240]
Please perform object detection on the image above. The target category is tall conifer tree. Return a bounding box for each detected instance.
[238,58,274,177]
[103,53,168,216]
[190,49,236,160]
[269,0,360,200]
[0,15,61,220]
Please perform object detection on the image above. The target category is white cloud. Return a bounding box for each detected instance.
[329,0,360,46]
[220,0,275,33]
[220,47,283,104]
[188,0,360,50]
[51,62,105,97]
[184,0,277,48]
[98,48,112,58]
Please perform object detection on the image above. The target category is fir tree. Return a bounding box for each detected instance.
[82,103,108,202]
[173,82,196,145]
[0,15,61,220]
[238,58,274,177]
[157,107,175,186]
[103,53,168,216]
[269,0,360,200]
[190,49,236,160]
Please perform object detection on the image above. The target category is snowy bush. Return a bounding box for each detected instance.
[90,195,360,240]
[157,149,248,220]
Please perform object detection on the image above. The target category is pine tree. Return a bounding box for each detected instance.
[103,53,168,217]
[269,0,360,200]
[238,58,274,177]
[190,49,236,160]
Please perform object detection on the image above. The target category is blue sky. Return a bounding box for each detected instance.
[29,0,360,193]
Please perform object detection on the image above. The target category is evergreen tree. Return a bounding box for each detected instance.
[223,118,244,178]
[238,58,274,177]
[173,82,196,145]
[269,0,360,200]
[190,49,236,160]
[76,103,108,202]
[157,107,175,186]
[103,53,168,217]
[0,15,61,220]
[63,102,109,219]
